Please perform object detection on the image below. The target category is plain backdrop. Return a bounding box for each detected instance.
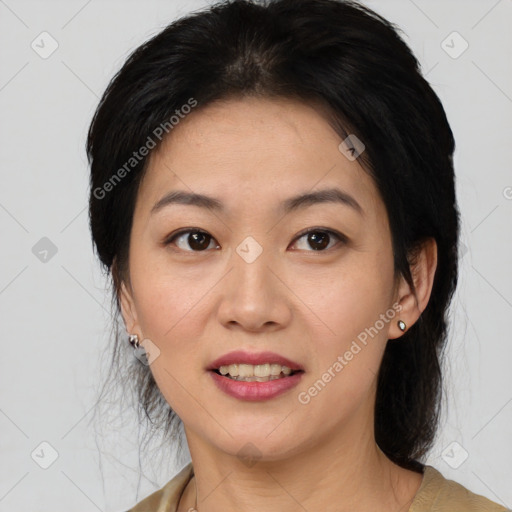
[0,0,511,510]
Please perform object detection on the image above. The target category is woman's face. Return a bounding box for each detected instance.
[120,96,407,461]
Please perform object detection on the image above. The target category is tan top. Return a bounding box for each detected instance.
[125,462,508,512]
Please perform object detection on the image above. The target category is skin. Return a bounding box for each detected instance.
[119,96,438,512]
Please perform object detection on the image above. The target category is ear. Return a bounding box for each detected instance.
[388,237,438,340]
[119,280,140,336]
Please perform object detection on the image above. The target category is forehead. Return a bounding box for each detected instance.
[138,96,380,217]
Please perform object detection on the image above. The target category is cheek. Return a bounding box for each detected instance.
[299,256,394,344]
[128,266,210,383]
[129,267,209,419]
[294,255,394,402]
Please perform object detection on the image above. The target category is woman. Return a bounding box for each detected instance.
[87,0,507,510]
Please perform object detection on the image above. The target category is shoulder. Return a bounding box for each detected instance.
[124,462,194,512]
[410,465,509,512]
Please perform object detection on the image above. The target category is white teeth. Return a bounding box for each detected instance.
[227,364,239,376]
[217,363,296,379]
[270,364,282,376]
[254,363,270,377]
[230,375,282,382]
[238,364,253,378]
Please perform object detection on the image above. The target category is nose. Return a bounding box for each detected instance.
[216,246,292,333]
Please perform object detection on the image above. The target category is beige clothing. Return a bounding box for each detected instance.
[125,462,508,512]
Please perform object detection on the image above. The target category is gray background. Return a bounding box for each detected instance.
[0,0,511,510]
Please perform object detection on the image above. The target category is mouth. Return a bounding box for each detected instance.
[206,351,305,400]
[207,350,305,381]
[208,364,305,401]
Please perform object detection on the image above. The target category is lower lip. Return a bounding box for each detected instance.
[209,370,304,401]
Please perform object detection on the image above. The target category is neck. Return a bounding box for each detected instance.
[180,414,423,512]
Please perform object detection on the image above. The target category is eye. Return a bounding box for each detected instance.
[164,228,219,252]
[290,228,346,252]
[163,227,346,253]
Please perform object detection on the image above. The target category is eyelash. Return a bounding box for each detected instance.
[163,227,347,253]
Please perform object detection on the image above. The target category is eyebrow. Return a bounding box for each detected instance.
[150,187,364,216]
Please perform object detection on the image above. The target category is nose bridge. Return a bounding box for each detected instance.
[232,234,273,300]
[217,235,290,330]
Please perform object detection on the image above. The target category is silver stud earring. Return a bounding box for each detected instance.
[128,334,140,348]
[397,320,407,332]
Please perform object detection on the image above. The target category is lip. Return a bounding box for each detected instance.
[207,350,304,371]
[209,370,304,401]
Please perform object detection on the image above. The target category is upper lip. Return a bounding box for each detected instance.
[207,350,304,371]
